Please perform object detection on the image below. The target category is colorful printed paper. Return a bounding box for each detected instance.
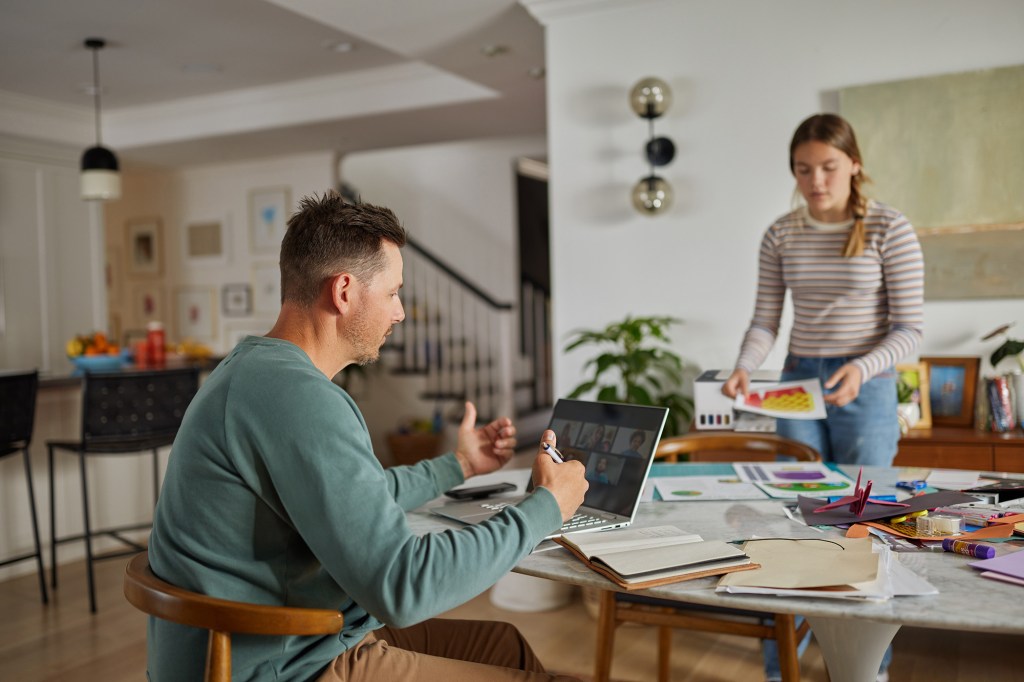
[733,379,827,420]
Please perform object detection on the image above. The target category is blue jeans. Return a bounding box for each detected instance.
[764,355,897,678]
[776,355,899,466]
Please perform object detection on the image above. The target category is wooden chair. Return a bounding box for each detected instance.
[594,431,821,682]
[123,551,345,682]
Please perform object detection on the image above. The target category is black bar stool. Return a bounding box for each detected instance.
[0,370,48,604]
[47,367,200,612]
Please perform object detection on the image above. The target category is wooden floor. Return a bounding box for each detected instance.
[2,556,1021,681]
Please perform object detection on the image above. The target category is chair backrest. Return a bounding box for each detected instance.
[124,551,345,682]
[655,432,821,463]
[0,370,38,457]
[81,368,200,450]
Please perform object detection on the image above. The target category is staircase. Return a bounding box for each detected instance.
[359,236,552,440]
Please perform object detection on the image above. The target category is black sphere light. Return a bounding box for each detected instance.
[629,77,674,215]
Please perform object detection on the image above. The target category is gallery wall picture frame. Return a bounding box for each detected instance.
[248,186,291,253]
[222,283,253,317]
[921,356,981,427]
[132,285,165,326]
[126,217,163,276]
[896,362,932,430]
[174,286,218,343]
[184,218,228,266]
[251,262,281,316]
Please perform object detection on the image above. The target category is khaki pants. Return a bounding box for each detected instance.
[317,618,581,681]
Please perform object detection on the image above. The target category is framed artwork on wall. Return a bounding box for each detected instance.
[922,356,981,427]
[896,362,932,430]
[132,285,165,325]
[126,218,163,276]
[174,287,217,343]
[222,283,252,317]
[251,262,281,315]
[249,186,291,253]
[184,219,228,265]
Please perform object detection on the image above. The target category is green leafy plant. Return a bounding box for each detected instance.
[564,315,694,437]
[983,323,1024,370]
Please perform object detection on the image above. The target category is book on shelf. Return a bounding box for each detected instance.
[552,525,757,590]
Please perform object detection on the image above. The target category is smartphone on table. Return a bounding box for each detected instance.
[444,482,517,500]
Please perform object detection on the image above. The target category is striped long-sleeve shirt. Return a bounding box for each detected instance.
[735,200,924,383]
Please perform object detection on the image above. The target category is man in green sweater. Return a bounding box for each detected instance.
[147,193,588,681]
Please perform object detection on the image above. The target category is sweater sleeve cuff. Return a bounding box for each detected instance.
[520,486,564,537]
[433,452,466,492]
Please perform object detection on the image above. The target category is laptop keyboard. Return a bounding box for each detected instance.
[560,513,607,532]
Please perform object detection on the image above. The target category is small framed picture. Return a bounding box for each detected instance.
[184,218,228,265]
[126,218,163,276]
[249,186,291,253]
[174,286,217,343]
[922,356,981,427]
[896,362,932,430]
[132,285,165,325]
[252,262,281,315]
[222,283,253,317]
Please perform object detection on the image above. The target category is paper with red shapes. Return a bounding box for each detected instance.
[733,379,826,420]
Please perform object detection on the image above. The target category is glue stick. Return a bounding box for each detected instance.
[941,538,995,560]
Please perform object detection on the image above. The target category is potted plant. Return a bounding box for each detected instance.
[564,315,693,437]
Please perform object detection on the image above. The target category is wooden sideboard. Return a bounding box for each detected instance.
[894,426,1024,473]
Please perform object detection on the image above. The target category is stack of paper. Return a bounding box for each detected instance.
[716,537,937,601]
[734,461,855,499]
[970,548,1024,587]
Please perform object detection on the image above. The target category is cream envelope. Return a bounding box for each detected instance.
[718,537,877,589]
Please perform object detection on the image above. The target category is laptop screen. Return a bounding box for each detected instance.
[533,399,669,519]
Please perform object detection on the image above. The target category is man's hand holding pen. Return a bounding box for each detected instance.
[532,430,588,522]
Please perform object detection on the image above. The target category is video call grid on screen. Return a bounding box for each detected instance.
[541,399,667,517]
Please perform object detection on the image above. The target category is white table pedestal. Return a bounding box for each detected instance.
[807,616,900,682]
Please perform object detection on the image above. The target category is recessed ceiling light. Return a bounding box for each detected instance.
[321,39,355,53]
[480,44,509,57]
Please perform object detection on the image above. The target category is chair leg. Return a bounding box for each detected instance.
[48,446,58,590]
[21,448,48,604]
[593,590,618,682]
[206,630,231,682]
[775,613,801,682]
[657,625,672,682]
[78,452,97,613]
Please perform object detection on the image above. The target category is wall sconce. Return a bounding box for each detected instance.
[629,77,674,215]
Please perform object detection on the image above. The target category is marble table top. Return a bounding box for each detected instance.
[412,463,1024,635]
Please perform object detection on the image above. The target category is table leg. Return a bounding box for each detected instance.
[806,616,899,682]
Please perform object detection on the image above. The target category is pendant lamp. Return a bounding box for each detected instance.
[81,38,121,201]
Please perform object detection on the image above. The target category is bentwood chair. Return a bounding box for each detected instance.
[47,367,200,612]
[594,432,821,682]
[0,370,48,603]
[124,551,345,682]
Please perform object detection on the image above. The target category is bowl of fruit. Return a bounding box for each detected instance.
[66,332,128,372]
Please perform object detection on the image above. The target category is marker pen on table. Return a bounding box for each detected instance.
[542,443,564,463]
[941,538,995,560]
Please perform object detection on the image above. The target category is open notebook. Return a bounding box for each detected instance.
[431,399,669,539]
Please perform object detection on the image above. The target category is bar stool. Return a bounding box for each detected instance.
[47,367,200,612]
[0,370,48,604]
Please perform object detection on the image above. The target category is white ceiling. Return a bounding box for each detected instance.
[0,0,547,168]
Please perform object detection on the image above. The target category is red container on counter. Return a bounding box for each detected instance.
[147,321,166,366]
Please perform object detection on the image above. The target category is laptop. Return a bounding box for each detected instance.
[431,399,670,539]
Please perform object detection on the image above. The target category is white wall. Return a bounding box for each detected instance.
[341,135,547,302]
[532,0,1024,397]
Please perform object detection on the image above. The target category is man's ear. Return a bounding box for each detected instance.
[328,273,354,313]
